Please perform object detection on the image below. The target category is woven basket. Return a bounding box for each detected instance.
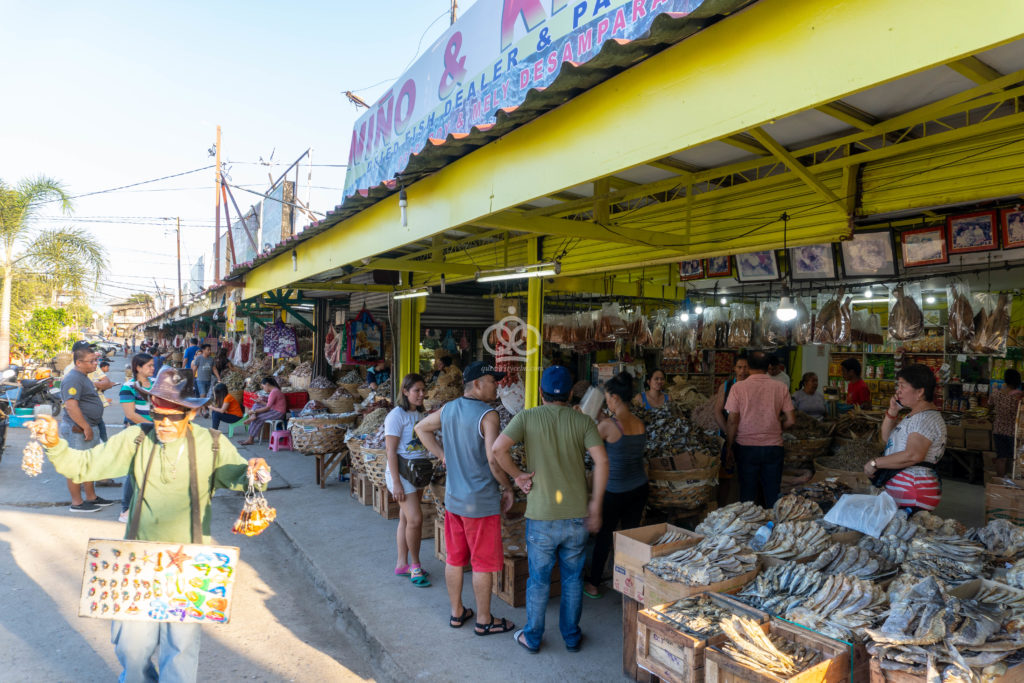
[307,387,335,402]
[362,447,388,487]
[340,383,362,397]
[289,373,312,391]
[288,416,349,454]
[357,387,372,400]
[346,439,364,474]
[647,465,719,510]
[784,436,833,468]
[325,396,355,414]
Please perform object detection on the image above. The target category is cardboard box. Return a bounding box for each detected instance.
[966,429,992,451]
[613,523,702,605]
[964,417,993,431]
[985,477,1024,527]
[643,564,760,607]
[946,424,965,448]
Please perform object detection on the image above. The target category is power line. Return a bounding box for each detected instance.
[41,166,215,203]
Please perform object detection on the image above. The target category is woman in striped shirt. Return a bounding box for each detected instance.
[117,353,154,522]
[863,365,946,512]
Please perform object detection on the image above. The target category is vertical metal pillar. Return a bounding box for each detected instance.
[397,297,424,385]
[525,239,544,409]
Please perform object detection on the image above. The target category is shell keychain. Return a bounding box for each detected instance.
[232,464,276,536]
[22,409,51,477]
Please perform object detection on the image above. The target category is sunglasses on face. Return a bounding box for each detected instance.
[152,410,189,422]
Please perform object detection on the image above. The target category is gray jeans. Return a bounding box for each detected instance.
[59,421,99,450]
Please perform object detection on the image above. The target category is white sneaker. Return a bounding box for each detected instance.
[118,510,129,523]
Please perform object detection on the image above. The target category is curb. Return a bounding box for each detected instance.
[272,512,409,683]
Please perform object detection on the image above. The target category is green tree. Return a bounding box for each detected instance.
[0,176,107,367]
[11,307,71,360]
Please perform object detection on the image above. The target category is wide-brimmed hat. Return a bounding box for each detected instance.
[136,367,210,410]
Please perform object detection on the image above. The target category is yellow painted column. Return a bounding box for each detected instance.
[396,297,424,386]
[524,273,544,409]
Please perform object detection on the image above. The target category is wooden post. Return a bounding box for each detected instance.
[214,125,222,282]
[176,217,182,307]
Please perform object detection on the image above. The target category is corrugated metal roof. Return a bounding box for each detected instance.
[225,0,757,282]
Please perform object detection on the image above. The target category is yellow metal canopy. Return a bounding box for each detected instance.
[242,0,1024,300]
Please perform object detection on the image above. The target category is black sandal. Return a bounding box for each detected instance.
[449,607,474,628]
[475,616,515,636]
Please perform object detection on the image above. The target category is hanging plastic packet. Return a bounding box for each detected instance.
[232,465,277,537]
[21,439,44,477]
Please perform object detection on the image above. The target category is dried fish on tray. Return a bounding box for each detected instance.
[653,528,690,545]
[968,519,1024,561]
[647,594,753,638]
[859,534,912,566]
[809,542,894,580]
[717,616,821,678]
[1007,560,1024,590]
[771,494,823,524]
[695,501,769,544]
[758,520,830,561]
[900,534,986,585]
[912,510,967,537]
[645,536,757,586]
[787,479,852,509]
[867,576,1024,682]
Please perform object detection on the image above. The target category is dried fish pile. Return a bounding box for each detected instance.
[352,407,388,438]
[785,411,833,439]
[888,284,924,340]
[759,521,830,560]
[309,375,335,389]
[882,513,921,541]
[901,535,985,584]
[969,519,1024,560]
[362,424,387,449]
[948,284,975,346]
[772,494,823,523]
[737,562,887,641]
[788,479,852,509]
[833,411,883,441]
[1007,560,1024,590]
[338,369,363,385]
[859,535,912,566]
[810,542,895,580]
[634,406,722,459]
[867,576,1024,682]
[645,536,756,586]
[817,448,876,473]
[719,616,820,677]
[913,510,967,537]
[695,501,769,544]
[648,595,746,638]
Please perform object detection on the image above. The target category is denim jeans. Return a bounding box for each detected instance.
[523,518,587,649]
[60,422,98,450]
[97,421,108,443]
[734,443,784,507]
[111,620,202,683]
[211,411,242,431]
[121,476,134,514]
[195,380,211,398]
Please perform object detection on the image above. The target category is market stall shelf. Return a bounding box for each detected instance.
[704,617,850,683]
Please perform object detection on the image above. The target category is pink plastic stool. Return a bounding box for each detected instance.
[269,430,292,452]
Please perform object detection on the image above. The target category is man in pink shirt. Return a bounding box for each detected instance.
[724,351,795,506]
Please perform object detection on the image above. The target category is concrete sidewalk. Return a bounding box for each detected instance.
[232,439,628,682]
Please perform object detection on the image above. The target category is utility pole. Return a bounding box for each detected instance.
[450,0,458,24]
[176,217,183,308]
[214,125,222,283]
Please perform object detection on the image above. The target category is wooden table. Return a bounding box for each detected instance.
[313,450,344,488]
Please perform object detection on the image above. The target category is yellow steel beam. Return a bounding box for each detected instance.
[815,101,879,131]
[525,262,543,410]
[948,55,1003,84]
[721,133,769,156]
[476,212,690,252]
[748,127,845,211]
[547,277,688,299]
[243,0,1024,299]
[295,282,395,293]
[363,258,479,277]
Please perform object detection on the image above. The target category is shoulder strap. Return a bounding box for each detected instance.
[127,426,158,541]
[186,430,202,543]
[209,429,221,458]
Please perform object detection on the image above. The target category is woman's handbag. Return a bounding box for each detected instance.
[398,456,434,488]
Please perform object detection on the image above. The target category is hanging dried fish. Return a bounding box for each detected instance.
[813,290,851,344]
[793,297,813,345]
[888,284,924,340]
[972,293,1011,355]
[947,283,975,346]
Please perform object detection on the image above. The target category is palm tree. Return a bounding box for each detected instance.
[0,176,107,368]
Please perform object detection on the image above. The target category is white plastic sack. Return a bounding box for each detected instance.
[824,492,898,538]
[579,386,605,422]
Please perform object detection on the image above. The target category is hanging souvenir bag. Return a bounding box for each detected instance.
[346,308,383,363]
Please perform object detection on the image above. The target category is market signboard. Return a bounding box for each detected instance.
[344,0,709,197]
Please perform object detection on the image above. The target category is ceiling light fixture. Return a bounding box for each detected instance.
[476,262,561,283]
[925,295,936,304]
[863,286,874,299]
[393,287,430,300]
[720,296,728,305]
[694,304,704,315]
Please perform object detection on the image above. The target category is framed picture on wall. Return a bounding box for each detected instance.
[1001,208,1024,249]
[947,210,998,254]
[704,256,732,278]
[901,226,948,267]
[789,244,837,280]
[840,230,897,277]
[735,250,780,282]
[678,260,704,281]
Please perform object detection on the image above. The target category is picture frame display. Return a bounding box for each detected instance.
[947,210,998,254]
[840,230,897,277]
[735,250,780,282]
[704,256,732,278]
[678,259,704,281]
[789,244,837,280]
[1001,208,1024,249]
[900,226,948,267]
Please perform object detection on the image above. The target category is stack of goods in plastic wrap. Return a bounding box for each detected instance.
[737,562,887,642]
[638,405,722,511]
[867,575,1024,681]
[645,535,757,587]
[782,411,834,470]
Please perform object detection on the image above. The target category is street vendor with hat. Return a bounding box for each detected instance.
[29,366,270,683]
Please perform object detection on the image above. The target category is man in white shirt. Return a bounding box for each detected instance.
[767,354,791,391]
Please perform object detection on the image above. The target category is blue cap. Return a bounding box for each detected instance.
[540,365,573,397]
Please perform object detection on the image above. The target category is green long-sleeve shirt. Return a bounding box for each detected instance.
[47,424,250,544]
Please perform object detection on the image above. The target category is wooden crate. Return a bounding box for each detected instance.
[636,593,768,683]
[349,472,373,506]
[420,504,435,539]
[492,555,560,608]
[614,523,703,605]
[372,483,400,520]
[623,595,659,683]
[705,618,850,683]
[434,516,447,562]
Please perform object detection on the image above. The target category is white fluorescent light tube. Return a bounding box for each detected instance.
[393,289,430,300]
[476,268,558,283]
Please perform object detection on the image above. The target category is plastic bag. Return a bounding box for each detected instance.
[727,304,755,348]
[888,283,925,341]
[823,492,898,538]
[813,290,851,345]
[579,386,605,421]
[758,301,789,348]
[947,282,974,347]
[596,303,627,340]
[970,292,1013,356]
[700,307,728,349]
[793,297,813,345]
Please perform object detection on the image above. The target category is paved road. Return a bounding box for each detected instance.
[0,354,375,683]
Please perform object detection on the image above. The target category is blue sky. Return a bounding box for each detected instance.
[0,1,476,307]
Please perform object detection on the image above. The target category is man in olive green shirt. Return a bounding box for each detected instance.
[493,365,608,654]
[31,367,269,683]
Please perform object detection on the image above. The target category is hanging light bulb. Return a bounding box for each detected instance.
[863,286,873,299]
[925,295,936,304]
[694,304,704,315]
[680,312,690,322]
[720,296,727,305]
[776,296,798,321]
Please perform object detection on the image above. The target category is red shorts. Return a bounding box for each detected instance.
[444,511,503,572]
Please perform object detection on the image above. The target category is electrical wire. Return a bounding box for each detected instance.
[39,166,215,203]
